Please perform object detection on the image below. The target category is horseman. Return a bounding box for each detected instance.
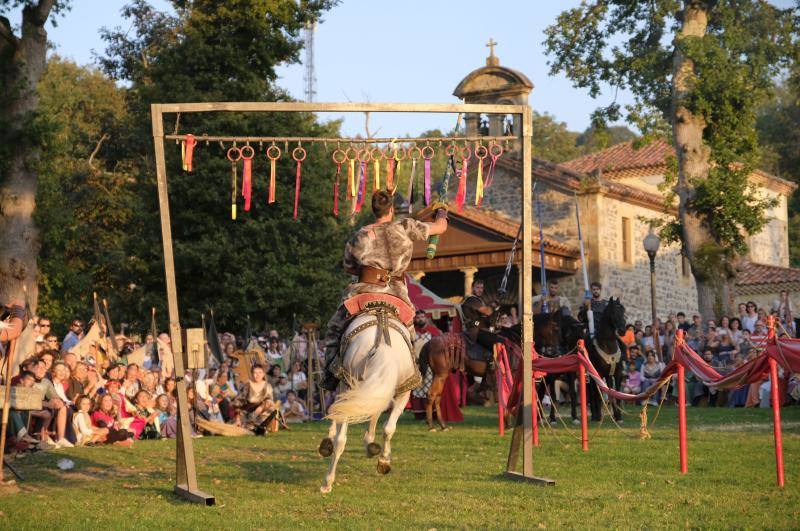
[531,278,571,316]
[578,280,613,340]
[320,191,448,391]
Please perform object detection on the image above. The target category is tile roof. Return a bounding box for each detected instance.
[560,139,673,174]
[453,206,580,257]
[736,262,800,286]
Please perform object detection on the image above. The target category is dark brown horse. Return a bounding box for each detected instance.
[419,311,581,431]
[418,331,496,431]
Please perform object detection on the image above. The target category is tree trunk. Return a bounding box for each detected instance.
[0,1,55,312]
[671,1,734,319]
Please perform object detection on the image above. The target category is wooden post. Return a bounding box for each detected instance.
[0,339,16,483]
[520,106,534,475]
[677,364,688,474]
[151,104,215,506]
[578,359,588,452]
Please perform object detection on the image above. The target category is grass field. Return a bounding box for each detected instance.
[1,405,798,529]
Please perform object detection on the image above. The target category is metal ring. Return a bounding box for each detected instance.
[266,145,282,160]
[421,145,435,159]
[381,146,396,160]
[489,142,504,158]
[408,145,422,160]
[474,144,488,159]
[357,148,370,163]
[292,146,307,162]
[461,146,472,160]
[370,147,383,162]
[240,145,255,159]
[393,146,407,161]
[445,143,457,157]
[345,147,358,161]
[227,147,242,162]
[332,149,347,164]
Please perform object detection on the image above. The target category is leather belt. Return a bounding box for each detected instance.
[359,266,404,286]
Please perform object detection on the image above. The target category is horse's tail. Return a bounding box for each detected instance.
[327,343,398,425]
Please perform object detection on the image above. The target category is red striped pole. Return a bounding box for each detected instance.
[579,361,588,452]
[532,344,539,446]
[677,363,688,474]
[768,357,785,487]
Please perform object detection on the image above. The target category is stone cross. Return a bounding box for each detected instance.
[486,38,497,58]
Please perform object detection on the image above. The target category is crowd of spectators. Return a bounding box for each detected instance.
[615,292,799,408]
[4,317,318,454]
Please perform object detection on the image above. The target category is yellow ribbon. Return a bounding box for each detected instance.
[475,157,484,205]
[181,141,188,171]
[348,159,356,197]
[373,158,381,190]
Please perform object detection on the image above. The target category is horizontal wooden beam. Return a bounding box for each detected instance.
[410,249,578,274]
[154,102,527,115]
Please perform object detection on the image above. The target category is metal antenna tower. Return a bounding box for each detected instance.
[303,19,317,102]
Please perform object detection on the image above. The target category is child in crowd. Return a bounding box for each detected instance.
[131,390,160,440]
[90,394,134,446]
[281,390,308,423]
[73,395,109,446]
[622,361,641,395]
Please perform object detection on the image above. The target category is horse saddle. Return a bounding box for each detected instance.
[343,293,414,325]
[464,333,493,363]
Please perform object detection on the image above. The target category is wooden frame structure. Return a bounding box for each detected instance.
[150,101,538,504]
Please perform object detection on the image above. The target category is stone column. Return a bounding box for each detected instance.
[465,113,479,137]
[460,267,478,298]
[489,114,504,137]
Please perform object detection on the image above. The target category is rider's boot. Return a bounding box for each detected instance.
[320,342,341,391]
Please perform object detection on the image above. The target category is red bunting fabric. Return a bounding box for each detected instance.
[505,331,800,410]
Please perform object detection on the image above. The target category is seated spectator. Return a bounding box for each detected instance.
[622,361,641,394]
[9,370,41,446]
[32,358,72,448]
[265,337,284,369]
[50,361,74,408]
[741,302,758,332]
[62,351,78,372]
[692,350,718,407]
[728,317,743,345]
[61,319,84,353]
[91,393,134,446]
[288,360,308,399]
[194,370,224,423]
[40,350,55,375]
[716,316,731,339]
[232,364,277,432]
[131,390,160,440]
[72,395,108,446]
[281,390,308,423]
[640,350,665,404]
[122,363,141,400]
[275,373,292,401]
[209,370,237,422]
[629,346,643,371]
[715,334,739,370]
[267,364,282,387]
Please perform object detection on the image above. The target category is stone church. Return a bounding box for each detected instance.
[410,48,799,321]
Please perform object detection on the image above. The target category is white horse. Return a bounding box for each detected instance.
[318,310,418,494]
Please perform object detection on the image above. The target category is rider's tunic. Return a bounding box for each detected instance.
[340,217,429,308]
[324,218,430,356]
[531,294,571,315]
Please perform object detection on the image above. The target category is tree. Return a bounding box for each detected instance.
[531,111,582,162]
[575,124,637,152]
[545,1,799,318]
[0,0,70,310]
[34,56,134,328]
[98,0,344,333]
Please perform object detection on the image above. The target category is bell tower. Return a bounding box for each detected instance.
[453,39,533,154]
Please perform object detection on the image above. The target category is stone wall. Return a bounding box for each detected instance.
[593,193,699,322]
[748,191,789,267]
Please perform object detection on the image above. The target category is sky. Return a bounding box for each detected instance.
[8,0,796,138]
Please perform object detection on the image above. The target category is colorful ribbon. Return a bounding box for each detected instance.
[266,144,281,204]
[355,159,367,213]
[181,134,196,172]
[423,146,433,206]
[407,157,417,214]
[372,148,381,191]
[292,146,306,220]
[455,147,470,213]
[241,146,254,212]
[475,144,487,206]
[333,163,340,217]
[227,147,241,220]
